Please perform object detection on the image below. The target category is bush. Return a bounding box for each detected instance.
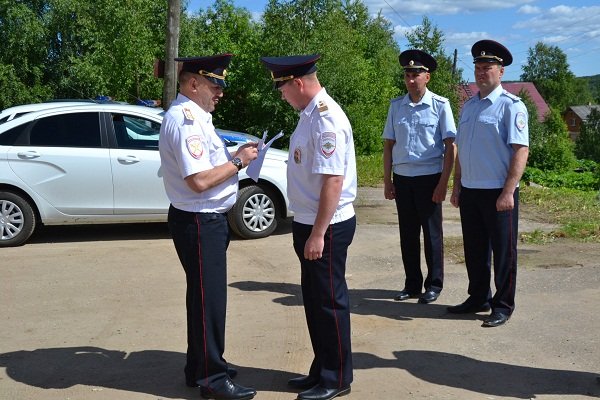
[523,166,600,191]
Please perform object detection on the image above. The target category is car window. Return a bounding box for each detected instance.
[28,112,101,147]
[112,113,160,149]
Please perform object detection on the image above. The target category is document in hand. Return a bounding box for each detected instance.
[246,130,284,182]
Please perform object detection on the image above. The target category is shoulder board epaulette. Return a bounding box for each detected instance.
[503,90,521,102]
[317,100,329,114]
[431,93,449,103]
[390,96,404,104]
[182,107,195,121]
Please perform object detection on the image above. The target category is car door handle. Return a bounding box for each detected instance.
[17,151,41,159]
[117,155,140,164]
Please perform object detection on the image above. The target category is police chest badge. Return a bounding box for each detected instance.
[320,132,336,158]
[294,147,302,164]
[186,135,204,159]
[515,112,527,131]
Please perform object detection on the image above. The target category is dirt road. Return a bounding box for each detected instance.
[1,187,599,399]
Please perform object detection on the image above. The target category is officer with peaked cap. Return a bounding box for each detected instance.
[159,54,258,399]
[261,54,357,400]
[448,40,529,328]
[382,49,456,306]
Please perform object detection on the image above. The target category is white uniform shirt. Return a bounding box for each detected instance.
[159,93,237,213]
[287,88,357,225]
[382,88,456,176]
[456,84,529,189]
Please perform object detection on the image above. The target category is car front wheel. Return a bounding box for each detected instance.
[0,191,37,247]
[228,185,278,239]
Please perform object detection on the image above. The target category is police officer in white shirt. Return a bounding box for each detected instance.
[382,49,456,305]
[159,54,258,400]
[448,40,529,328]
[261,54,357,400]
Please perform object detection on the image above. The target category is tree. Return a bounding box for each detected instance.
[575,108,600,163]
[163,0,181,110]
[255,0,401,154]
[521,42,593,111]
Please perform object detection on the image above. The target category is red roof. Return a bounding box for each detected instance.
[458,82,549,122]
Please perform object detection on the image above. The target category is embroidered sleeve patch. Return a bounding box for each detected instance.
[186,135,204,159]
[515,112,527,131]
[320,132,336,158]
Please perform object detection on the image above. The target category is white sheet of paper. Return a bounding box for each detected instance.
[246,130,284,182]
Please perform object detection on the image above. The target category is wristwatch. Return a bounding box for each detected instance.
[231,157,243,171]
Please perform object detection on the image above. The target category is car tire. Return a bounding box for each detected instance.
[228,185,279,239]
[0,191,37,247]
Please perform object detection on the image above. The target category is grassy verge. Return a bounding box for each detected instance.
[356,153,600,243]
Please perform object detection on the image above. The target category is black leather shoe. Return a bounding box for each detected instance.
[200,378,256,400]
[418,290,440,304]
[393,289,421,301]
[297,385,351,400]
[482,312,510,327]
[186,367,239,387]
[447,300,490,314]
[288,375,320,390]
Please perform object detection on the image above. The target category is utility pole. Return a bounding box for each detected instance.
[163,0,181,110]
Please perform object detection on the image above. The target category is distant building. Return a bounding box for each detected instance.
[458,82,550,122]
[562,105,600,141]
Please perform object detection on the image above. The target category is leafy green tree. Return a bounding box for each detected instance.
[180,0,262,132]
[0,0,53,108]
[521,42,593,111]
[255,0,400,154]
[575,108,600,163]
[535,107,576,171]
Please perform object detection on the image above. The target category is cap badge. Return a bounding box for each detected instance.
[409,60,415,66]
[481,51,486,56]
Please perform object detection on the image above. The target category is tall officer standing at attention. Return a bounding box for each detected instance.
[261,54,357,400]
[382,49,456,305]
[448,40,529,328]
[159,54,258,399]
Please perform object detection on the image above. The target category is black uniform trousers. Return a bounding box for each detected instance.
[458,187,519,315]
[392,173,444,293]
[168,205,230,389]
[292,216,356,389]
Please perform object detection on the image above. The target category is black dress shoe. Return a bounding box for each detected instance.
[200,377,256,400]
[446,300,491,314]
[288,375,320,390]
[393,289,421,301]
[186,367,239,387]
[418,290,440,304]
[297,385,351,400]
[482,312,510,327]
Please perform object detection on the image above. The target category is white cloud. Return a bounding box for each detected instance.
[518,5,541,14]
[513,5,600,43]
[365,0,535,16]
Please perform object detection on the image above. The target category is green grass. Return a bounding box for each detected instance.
[520,185,600,242]
[356,153,385,187]
[357,153,600,242]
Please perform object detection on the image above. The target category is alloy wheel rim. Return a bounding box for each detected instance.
[242,193,275,232]
[0,200,24,240]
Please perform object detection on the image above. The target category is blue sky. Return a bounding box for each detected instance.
[187,0,600,82]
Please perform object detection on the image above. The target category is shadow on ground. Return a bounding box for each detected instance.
[1,347,597,399]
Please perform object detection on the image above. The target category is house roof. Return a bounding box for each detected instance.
[566,105,600,120]
[458,82,550,122]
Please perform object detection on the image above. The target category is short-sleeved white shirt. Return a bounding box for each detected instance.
[456,84,529,189]
[382,88,457,176]
[287,88,357,225]
[159,94,237,213]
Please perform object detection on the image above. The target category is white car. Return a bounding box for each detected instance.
[0,103,290,247]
